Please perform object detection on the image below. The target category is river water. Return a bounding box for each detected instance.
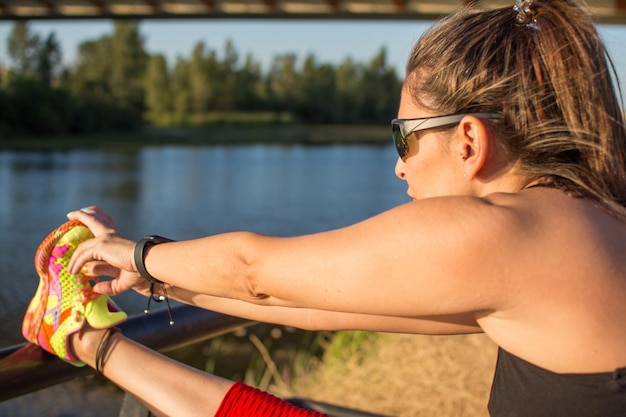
[0,142,408,415]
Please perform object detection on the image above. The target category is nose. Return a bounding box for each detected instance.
[394,157,406,180]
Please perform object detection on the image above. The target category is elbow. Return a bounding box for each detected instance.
[232,232,271,303]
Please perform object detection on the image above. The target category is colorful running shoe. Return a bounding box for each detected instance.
[22,219,127,366]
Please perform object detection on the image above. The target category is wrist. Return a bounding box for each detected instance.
[134,235,177,326]
[133,235,175,283]
[69,326,108,368]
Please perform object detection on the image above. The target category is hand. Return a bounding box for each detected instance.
[67,206,148,296]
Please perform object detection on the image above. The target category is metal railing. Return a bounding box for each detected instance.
[0,304,254,402]
[0,304,391,417]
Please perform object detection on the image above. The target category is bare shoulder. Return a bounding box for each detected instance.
[387,188,626,308]
[477,188,626,277]
[477,189,626,372]
[484,187,626,243]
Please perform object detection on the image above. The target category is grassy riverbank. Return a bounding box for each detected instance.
[272,331,498,417]
[0,125,390,150]
[166,326,497,416]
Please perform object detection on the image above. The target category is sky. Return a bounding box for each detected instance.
[0,18,625,95]
[0,19,432,75]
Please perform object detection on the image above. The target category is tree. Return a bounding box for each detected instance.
[187,41,214,113]
[172,57,192,123]
[67,26,146,132]
[297,54,336,123]
[214,39,239,111]
[144,54,172,122]
[7,21,40,75]
[70,38,113,102]
[36,33,63,86]
[266,53,299,115]
[109,21,148,118]
[357,47,401,123]
[335,58,363,123]
[234,53,264,111]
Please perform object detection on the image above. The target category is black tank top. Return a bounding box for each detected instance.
[488,348,626,417]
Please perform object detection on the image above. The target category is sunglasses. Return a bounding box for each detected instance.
[391,113,502,160]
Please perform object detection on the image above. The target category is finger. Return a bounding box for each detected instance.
[92,279,117,295]
[93,276,135,296]
[66,206,95,220]
[68,238,102,274]
[67,206,119,236]
[80,261,120,278]
[68,238,89,274]
[66,210,110,235]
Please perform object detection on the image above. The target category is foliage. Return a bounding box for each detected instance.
[321,331,381,366]
[1,21,403,140]
[7,22,40,75]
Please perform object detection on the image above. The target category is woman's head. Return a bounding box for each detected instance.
[404,0,626,217]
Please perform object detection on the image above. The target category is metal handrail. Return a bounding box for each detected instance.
[0,304,254,402]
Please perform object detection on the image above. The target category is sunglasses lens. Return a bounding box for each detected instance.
[392,124,409,159]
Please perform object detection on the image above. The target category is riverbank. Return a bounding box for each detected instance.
[0,125,390,150]
[272,331,498,417]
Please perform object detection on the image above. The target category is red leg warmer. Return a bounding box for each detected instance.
[215,382,330,417]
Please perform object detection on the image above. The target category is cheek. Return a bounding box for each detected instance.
[404,154,455,197]
[403,158,434,191]
[404,149,440,179]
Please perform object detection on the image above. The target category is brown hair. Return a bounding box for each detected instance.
[406,1,626,219]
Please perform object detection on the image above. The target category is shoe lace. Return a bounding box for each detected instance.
[71,276,100,322]
[78,275,99,303]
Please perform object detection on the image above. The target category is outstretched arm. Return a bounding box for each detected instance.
[170,288,483,334]
[80,260,482,335]
[68,198,513,326]
[163,287,483,334]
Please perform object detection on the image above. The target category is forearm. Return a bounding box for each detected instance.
[164,286,482,334]
[143,232,265,303]
[70,327,332,417]
[72,328,233,417]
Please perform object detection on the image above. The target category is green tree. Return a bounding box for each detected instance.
[297,54,336,123]
[70,38,112,102]
[66,28,145,132]
[109,21,148,119]
[266,53,299,115]
[335,58,363,123]
[7,21,40,75]
[144,54,172,123]
[36,33,62,86]
[214,39,238,111]
[357,47,401,123]
[234,53,264,111]
[187,41,215,113]
[172,57,192,123]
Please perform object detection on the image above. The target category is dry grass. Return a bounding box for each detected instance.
[271,332,498,417]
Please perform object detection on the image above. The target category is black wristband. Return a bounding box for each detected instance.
[133,235,175,284]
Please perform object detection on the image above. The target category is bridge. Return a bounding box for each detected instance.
[1,0,626,23]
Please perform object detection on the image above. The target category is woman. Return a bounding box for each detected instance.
[24,0,626,415]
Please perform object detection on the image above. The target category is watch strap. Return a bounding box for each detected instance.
[134,235,174,283]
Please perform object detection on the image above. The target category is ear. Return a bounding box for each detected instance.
[456,116,494,180]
